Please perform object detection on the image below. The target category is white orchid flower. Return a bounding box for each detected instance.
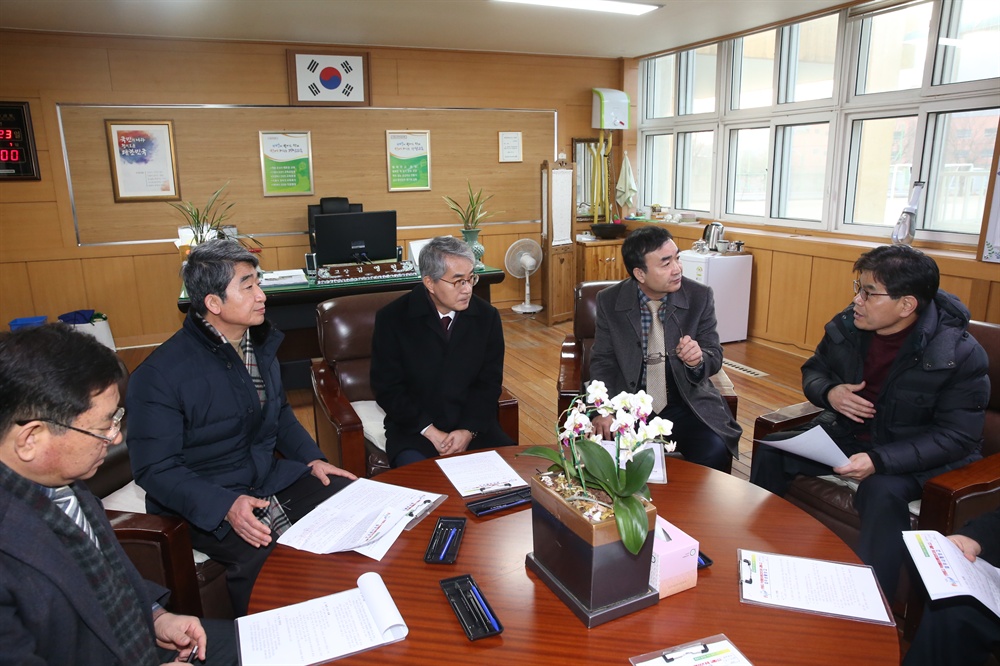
[586,381,609,407]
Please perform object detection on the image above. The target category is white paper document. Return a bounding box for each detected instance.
[277,478,442,557]
[903,530,1000,619]
[739,549,893,625]
[754,426,849,468]
[435,450,528,497]
[630,634,753,666]
[598,440,667,484]
[236,572,406,666]
[260,269,308,286]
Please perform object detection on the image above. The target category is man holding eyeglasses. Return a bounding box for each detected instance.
[0,324,238,665]
[751,244,989,602]
[589,225,742,472]
[371,235,514,467]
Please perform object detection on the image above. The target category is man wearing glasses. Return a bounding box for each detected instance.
[371,236,514,467]
[589,225,742,472]
[127,240,356,616]
[751,244,989,602]
[0,324,237,664]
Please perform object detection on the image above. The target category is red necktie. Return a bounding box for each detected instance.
[441,315,452,337]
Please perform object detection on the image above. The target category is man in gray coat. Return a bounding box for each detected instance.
[589,226,742,471]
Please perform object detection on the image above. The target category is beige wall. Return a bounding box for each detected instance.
[0,31,624,345]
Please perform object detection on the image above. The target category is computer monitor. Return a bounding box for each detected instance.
[314,210,397,265]
[307,199,363,251]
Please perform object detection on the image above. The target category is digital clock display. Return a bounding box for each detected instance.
[0,102,40,180]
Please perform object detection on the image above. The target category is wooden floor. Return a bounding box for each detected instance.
[120,314,810,481]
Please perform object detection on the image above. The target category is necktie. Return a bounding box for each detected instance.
[646,300,668,413]
[441,315,452,338]
[51,485,100,548]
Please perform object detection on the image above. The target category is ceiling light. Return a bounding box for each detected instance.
[496,0,661,17]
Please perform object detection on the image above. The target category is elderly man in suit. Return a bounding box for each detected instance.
[0,324,236,665]
[589,225,742,471]
[371,235,515,467]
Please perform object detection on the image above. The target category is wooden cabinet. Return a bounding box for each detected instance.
[542,244,575,325]
[577,239,628,283]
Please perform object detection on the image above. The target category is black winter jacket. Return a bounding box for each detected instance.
[801,291,989,478]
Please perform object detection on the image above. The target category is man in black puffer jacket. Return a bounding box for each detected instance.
[751,245,990,601]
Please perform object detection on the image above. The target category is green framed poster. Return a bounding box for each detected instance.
[259,131,314,196]
[386,130,431,192]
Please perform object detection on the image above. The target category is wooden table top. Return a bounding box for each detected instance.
[249,448,900,665]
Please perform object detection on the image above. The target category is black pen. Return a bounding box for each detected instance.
[449,598,476,636]
[469,584,499,631]
[462,588,488,627]
[439,528,456,561]
[184,645,199,663]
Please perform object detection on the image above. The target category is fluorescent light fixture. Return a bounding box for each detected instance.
[496,0,661,16]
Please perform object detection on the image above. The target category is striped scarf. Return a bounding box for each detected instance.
[0,463,157,665]
[194,313,266,405]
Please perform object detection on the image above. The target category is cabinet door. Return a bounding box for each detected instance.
[590,244,627,281]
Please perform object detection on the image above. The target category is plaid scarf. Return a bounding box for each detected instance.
[194,313,266,405]
[0,464,157,665]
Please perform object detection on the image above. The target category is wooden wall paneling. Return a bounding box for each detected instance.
[275,244,310,271]
[106,48,288,96]
[25,259,88,321]
[80,255,144,340]
[0,202,66,261]
[134,253,185,346]
[986,282,1000,322]
[805,258,855,350]
[746,249,771,338]
[765,252,812,347]
[59,106,554,245]
[0,262,36,327]
[0,38,114,93]
[938,275,974,311]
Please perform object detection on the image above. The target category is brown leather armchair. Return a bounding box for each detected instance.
[311,290,520,478]
[557,281,739,473]
[752,319,1000,633]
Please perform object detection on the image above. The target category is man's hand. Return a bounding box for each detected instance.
[153,611,206,661]
[439,429,475,457]
[226,495,271,548]
[827,381,876,423]
[592,414,613,441]
[675,335,703,368]
[307,459,357,485]
[833,452,876,481]
[422,424,449,453]
[948,534,983,562]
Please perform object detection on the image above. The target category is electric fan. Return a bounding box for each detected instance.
[504,238,544,314]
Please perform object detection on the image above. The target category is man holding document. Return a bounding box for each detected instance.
[750,245,989,601]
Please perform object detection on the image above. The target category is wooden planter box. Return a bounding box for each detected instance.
[525,474,659,627]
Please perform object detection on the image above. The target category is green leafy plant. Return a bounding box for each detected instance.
[168,182,261,249]
[520,381,675,555]
[443,181,495,230]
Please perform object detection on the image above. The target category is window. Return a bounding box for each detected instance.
[774,122,829,221]
[923,107,999,233]
[732,30,776,109]
[845,116,919,226]
[644,133,674,208]
[934,0,1000,85]
[781,14,839,102]
[679,46,718,115]
[676,130,714,210]
[728,127,770,215]
[646,53,676,119]
[856,2,933,95]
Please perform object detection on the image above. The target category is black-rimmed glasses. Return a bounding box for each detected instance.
[17,406,125,444]
[438,274,480,289]
[852,279,892,302]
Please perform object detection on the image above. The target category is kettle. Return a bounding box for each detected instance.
[701,221,725,251]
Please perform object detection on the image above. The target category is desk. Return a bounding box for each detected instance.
[249,448,900,665]
[177,266,505,388]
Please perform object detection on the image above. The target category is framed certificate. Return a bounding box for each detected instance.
[287,49,371,106]
[386,130,431,192]
[105,120,180,202]
[259,131,314,196]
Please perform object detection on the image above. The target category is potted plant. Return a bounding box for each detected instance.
[520,381,675,626]
[443,182,494,270]
[169,181,261,256]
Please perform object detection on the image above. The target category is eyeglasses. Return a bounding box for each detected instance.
[16,406,125,445]
[438,273,480,289]
[852,279,892,302]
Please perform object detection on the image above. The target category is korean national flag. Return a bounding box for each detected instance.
[295,53,366,103]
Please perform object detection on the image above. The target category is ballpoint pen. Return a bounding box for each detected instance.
[468,583,499,631]
[439,528,456,561]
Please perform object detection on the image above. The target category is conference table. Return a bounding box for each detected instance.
[248,448,900,665]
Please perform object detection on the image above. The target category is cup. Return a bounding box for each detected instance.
[715,240,730,253]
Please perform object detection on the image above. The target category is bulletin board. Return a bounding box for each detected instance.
[58,105,557,245]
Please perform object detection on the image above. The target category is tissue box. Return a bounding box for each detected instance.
[648,516,699,598]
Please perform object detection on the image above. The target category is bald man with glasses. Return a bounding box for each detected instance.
[371,236,514,467]
[751,244,989,603]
